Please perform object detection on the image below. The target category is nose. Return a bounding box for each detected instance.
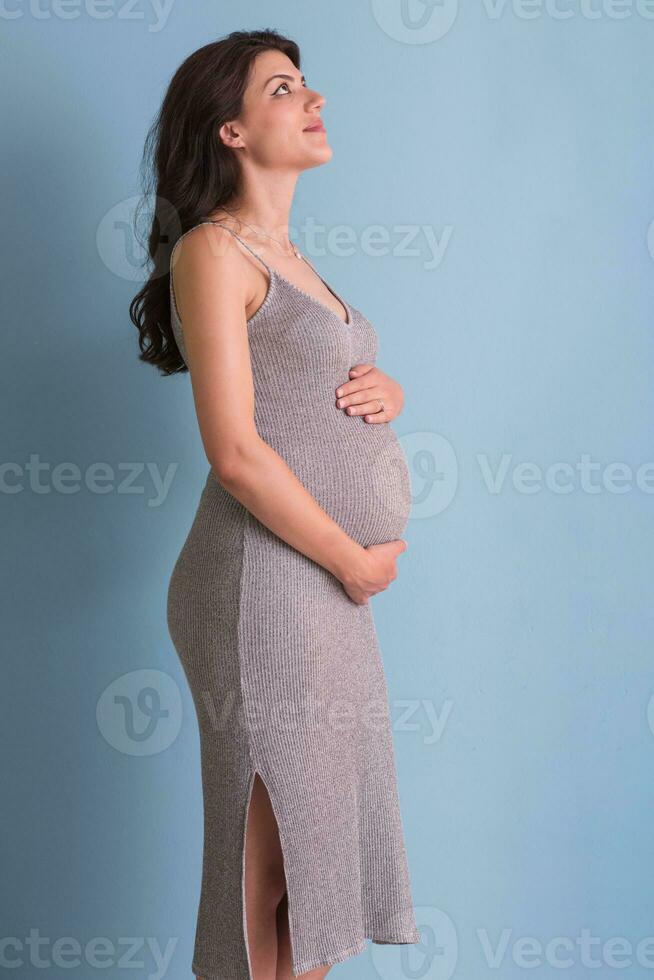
[306,87,326,111]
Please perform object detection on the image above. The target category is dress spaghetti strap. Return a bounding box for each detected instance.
[201,220,273,277]
[169,220,270,330]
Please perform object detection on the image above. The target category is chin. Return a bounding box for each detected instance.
[302,144,334,170]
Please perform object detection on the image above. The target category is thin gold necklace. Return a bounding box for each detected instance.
[216,206,303,260]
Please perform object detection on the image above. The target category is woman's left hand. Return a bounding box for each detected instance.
[334,364,404,423]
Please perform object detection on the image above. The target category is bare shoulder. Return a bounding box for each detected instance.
[171,222,254,324]
[172,222,248,279]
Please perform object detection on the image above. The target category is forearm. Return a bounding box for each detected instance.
[214,437,367,583]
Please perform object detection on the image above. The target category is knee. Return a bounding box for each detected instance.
[245,873,287,916]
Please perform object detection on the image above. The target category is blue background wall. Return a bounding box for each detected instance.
[2,2,653,978]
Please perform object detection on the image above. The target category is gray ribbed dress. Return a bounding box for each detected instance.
[166,221,420,979]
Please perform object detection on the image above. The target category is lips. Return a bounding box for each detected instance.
[304,122,326,133]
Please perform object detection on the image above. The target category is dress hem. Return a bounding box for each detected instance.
[192,930,422,979]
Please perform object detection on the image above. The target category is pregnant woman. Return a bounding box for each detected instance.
[130,29,419,980]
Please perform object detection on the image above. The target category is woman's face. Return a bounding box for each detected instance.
[222,49,332,170]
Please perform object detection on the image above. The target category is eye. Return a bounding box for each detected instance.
[272,80,307,96]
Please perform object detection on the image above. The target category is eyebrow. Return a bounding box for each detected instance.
[262,73,306,91]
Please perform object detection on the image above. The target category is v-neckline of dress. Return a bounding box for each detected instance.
[272,256,352,327]
[198,220,352,327]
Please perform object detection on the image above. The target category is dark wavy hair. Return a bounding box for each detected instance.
[129,29,301,375]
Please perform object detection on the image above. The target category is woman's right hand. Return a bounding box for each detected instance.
[339,539,408,605]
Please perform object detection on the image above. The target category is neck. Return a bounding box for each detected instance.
[218,171,299,248]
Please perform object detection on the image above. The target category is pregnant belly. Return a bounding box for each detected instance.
[281,422,413,548]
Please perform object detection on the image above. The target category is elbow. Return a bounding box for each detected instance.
[212,458,241,488]
[210,438,260,488]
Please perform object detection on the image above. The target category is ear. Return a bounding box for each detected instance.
[218,120,245,150]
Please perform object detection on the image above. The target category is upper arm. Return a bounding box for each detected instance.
[171,223,259,479]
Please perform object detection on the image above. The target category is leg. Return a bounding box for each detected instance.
[275,892,331,979]
[196,772,331,980]
[244,772,288,980]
